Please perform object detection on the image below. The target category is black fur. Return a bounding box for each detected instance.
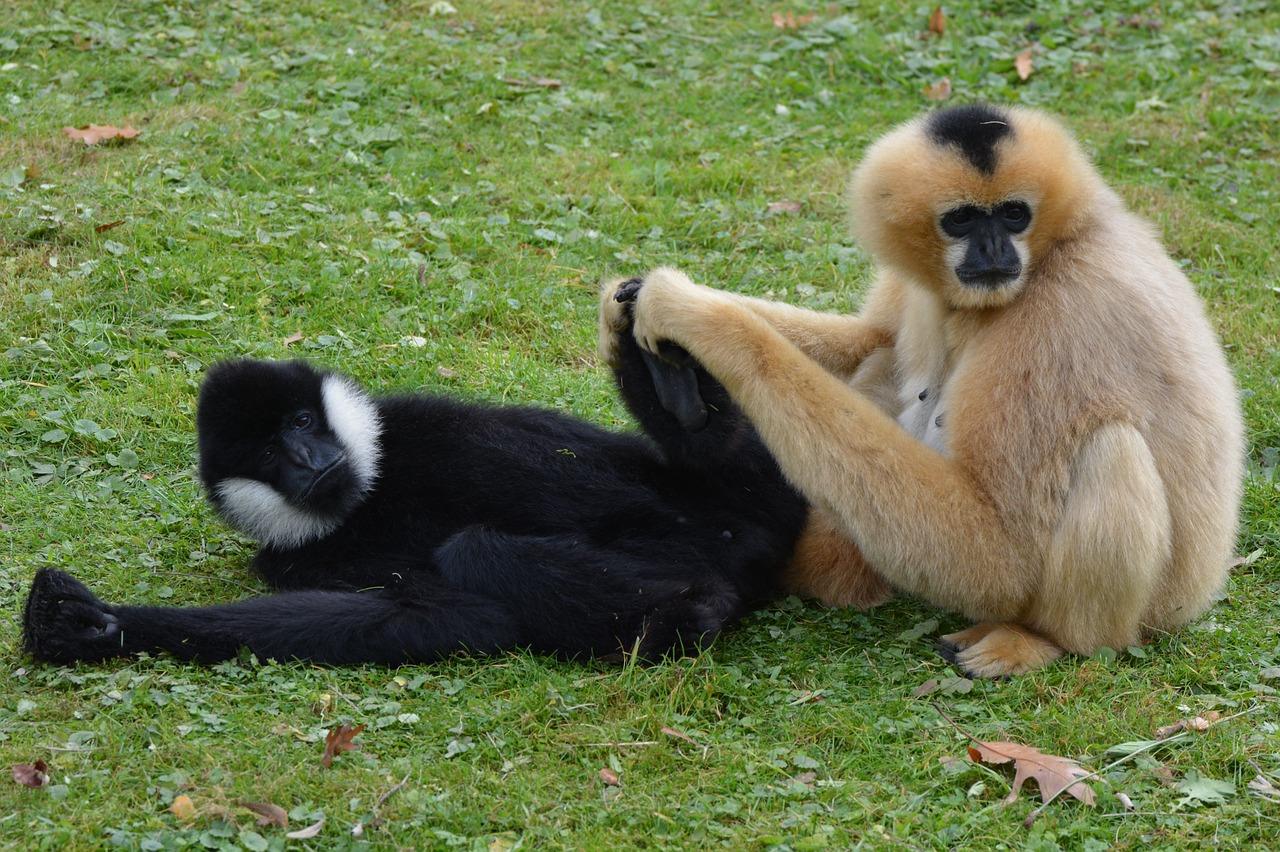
[22,305,806,667]
[926,103,1013,175]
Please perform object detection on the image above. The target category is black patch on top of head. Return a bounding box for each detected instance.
[925,104,1013,175]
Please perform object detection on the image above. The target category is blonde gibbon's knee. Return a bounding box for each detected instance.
[1031,424,1171,654]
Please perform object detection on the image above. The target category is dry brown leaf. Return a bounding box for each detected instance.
[286,818,325,840]
[912,679,940,698]
[792,771,817,788]
[241,801,288,828]
[1015,49,1034,81]
[63,124,141,146]
[928,6,946,36]
[599,767,621,786]
[282,331,305,347]
[923,77,952,101]
[1230,547,1264,568]
[660,726,699,746]
[1249,774,1279,801]
[502,76,562,89]
[771,11,815,30]
[1155,710,1220,739]
[12,760,48,788]
[765,200,803,216]
[321,723,365,768]
[169,794,196,822]
[94,219,125,234]
[966,741,1096,806]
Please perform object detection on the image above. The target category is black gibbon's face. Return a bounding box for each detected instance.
[196,360,382,548]
[938,199,1033,292]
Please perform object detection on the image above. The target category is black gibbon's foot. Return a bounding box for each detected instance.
[23,568,122,665]
[613,276,709,431]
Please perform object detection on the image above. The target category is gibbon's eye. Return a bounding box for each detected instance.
[940,205,981,237]
[260,445,278,465]
[998,201,1032,233]
[291,412,313,430]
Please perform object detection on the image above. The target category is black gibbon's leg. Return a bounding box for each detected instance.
[609,280,754,469]
[435,526,740,661]
[22,568,517,666]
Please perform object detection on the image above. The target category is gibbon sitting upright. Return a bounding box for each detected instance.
[607,104,1244,677]
[22,305,806,666]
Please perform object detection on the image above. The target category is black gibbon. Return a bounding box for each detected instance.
[22,299,806,666]
[615,104,1243,677]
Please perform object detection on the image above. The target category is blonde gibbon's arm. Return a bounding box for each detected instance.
[628,269,1030,621]
[598,277,892,378]
[715,292,894,378]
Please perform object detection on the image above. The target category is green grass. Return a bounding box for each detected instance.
[2,0,1278,848]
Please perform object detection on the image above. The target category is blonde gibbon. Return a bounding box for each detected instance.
[600,103,1244,677]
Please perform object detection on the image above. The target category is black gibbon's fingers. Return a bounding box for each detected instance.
[22,569,122,665]
[613,276,645,303]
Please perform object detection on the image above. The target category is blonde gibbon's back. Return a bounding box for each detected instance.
[610,104,1244,676]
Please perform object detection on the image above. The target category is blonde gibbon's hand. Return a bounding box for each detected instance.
[628,267,730,356]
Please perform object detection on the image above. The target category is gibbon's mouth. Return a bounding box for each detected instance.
[299,456,349,502]
[956,268,1021,289]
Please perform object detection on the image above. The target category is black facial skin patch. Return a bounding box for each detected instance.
[940,200,1032,288]
[926,104,1013,175]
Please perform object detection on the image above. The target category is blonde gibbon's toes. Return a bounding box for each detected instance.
[948,623,1064,679]
[597,276,642,366]
[938,622,1001,653]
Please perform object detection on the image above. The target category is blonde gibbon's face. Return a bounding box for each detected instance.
[849,103,1097,310]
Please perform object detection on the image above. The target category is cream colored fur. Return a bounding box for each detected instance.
[606,107,1244,677]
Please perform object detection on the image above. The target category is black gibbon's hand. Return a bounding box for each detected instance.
[23,568,122,664]
[615,277,708,432]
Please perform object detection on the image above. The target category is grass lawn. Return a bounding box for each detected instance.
[2,0,1278,848]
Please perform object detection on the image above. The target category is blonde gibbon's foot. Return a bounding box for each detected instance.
[783,512,893,609]
[938,622,1064,679]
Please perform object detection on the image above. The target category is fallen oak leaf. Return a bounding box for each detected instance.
[12,760,48,788]
[599,767,620,786]
[928,6,945,36]
[1015,48,1034,81]
[169,794,196,822]
[241,801,288,828]
[966,741,1096,806]
[923,77,952,101]
[321,723,365,768]
[63,124,141,146]
[771,11,815,30]
[286,818,325,839]
[282,331,305,347]
[94,219,125,234]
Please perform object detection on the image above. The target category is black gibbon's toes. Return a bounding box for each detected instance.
[22,568,120,663]
[614,277,644,303]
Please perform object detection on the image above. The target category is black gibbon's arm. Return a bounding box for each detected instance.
[22,309,804,666]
